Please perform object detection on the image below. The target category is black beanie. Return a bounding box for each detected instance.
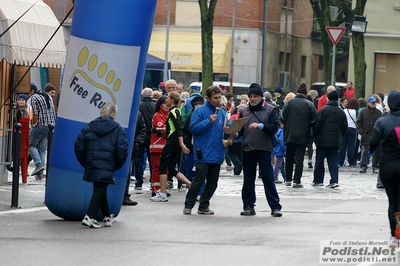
[248,83,263,97]
[327,90,339,101]
[296,83,307,95]
[44,83,56,92]
[190,96,204,108]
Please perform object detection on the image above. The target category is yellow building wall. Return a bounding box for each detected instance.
[348,0,400,97]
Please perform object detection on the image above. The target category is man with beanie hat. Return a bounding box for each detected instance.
[248,83,263,97]
[28,83,56,180]
[312,90,347,188]
[280,83,317,188]
[273,87,285,110]
[296,83,308,95]
[235,83,282,217]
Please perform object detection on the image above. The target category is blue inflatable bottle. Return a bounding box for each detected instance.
[45,0,158,220]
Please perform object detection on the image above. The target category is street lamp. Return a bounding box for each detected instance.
[351,15,368,33]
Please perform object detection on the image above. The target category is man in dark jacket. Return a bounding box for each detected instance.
[238,83,282,217]
[280,83,317,188]
[356,96,382,173]
[312,91,347,188]
[123,111,146,205]
[75,102,128,228]
[135,88,155,188]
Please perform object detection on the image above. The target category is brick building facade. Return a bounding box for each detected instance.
[153,0,323,90]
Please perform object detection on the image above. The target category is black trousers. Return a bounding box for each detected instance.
[285,143,307,184]
[87,182,110,219]
[185,163,220,209]
[380,160,400,237]
[159,143,180,177]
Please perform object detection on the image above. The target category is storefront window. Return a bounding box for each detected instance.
[374,53,400,94]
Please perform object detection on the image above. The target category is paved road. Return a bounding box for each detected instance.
[0,161,395,266]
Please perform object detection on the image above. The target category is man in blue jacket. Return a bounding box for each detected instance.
[183,86,230,215]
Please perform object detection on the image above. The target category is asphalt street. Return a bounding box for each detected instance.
[0,159,396,266]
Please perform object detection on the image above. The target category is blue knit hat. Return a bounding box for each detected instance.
[274,87,283,94]
[17,94,28,101]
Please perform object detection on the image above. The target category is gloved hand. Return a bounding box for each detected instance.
[132,142,140,158]
[152,128,163,137]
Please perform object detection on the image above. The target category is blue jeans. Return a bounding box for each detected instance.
[313,146,339,184]
[28,125,49,169]
[184,153,205,195]
[242,150,281,211]
[339,127,357,166]
[360,144,378,170]
[133,145,147,188]
[273,156,286,181]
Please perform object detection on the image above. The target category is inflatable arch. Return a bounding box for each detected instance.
[46,0,158,220]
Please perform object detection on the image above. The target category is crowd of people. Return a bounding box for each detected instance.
[14,80,400,247]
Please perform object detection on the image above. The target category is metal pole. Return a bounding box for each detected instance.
[11,123,21,208]
[260,0,268,87]
[331,44,336,86]
[163,0,171,81]
[229,0,237,94]
[45,124,55,186]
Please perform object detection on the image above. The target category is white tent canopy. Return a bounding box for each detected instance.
[0,0,66,68]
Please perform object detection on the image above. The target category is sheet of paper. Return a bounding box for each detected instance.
[227,117,249,133]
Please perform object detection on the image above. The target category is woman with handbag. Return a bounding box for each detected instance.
[339,97,359,167]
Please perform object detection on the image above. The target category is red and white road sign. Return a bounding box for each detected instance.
[325,27,346,45]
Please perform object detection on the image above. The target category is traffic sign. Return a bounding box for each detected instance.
[325,27,346,45]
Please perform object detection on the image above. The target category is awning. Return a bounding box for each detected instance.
[146,53,170,71]
[148,31,231,73]
[0,0,66,68]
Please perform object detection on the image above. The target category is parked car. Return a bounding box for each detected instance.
[310,82,347,98]
[199,81,251,105]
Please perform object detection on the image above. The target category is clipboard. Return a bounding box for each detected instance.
[227,117,248,133]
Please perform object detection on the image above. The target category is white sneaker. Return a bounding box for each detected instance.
[150,192,168,202]
[178,185,188,192]
[103,214,114,227]
[81,215,101,228]
[166,181,174,189]
[389,236,399,248]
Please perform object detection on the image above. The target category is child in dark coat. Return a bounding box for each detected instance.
[74,102,128,228]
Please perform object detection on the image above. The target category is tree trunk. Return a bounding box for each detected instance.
[199,0,217,97]
[310,0,334,93]
[200,15,213,97]
[352,0,367,98]
[352,32,366,98]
